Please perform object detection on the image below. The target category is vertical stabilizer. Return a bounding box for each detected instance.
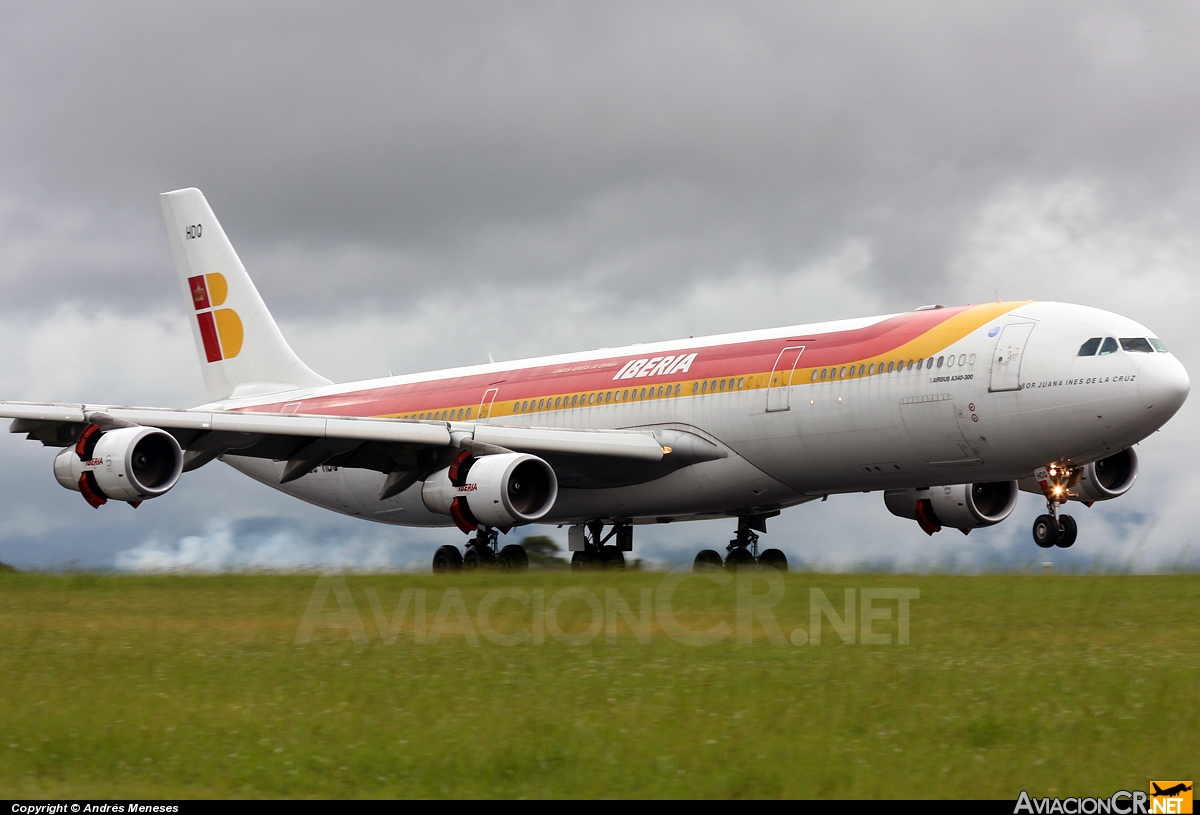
[160,188,331,403]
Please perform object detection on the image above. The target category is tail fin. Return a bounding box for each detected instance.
[160,188,331,402]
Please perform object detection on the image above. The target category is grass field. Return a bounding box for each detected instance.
[0,569,1195,798]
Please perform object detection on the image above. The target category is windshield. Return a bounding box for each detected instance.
[1119,338,1154,353]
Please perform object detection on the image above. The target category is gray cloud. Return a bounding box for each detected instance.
[0,2,1197,570]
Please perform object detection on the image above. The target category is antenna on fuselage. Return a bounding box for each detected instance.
[995,290,1001,303]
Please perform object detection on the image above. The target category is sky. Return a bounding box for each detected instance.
[1,1,1198,572]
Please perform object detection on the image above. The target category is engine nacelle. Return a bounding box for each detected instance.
[885,481,1019,534]
[422,452,558,530]
[54,426,184,506]
[1072,448,1138,502]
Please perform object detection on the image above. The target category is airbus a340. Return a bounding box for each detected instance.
[1,189,1189,571]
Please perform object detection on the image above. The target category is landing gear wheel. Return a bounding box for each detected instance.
[432,545,463,573]
[497,544,529,571]
[571,550,600,571]
[599,546,626,569]
[758,548,788,571]
[1032,514,1059,549]
[463,545,495,570]
[693,549,723,571]
[1055,515,1078,549]
[724,547,755,571]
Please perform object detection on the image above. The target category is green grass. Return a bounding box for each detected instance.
[0,570,1195,798]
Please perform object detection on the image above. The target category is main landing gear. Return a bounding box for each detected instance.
[694,515,788,572]
[431,526,529,573]
[569,520,630,570]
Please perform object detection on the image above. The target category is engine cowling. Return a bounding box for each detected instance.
[422,452,558,531]
[1072,449,1138,502]
[54,426,184,506]
[885,481,1019,534]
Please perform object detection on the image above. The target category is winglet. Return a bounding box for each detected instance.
[160,188,331,402]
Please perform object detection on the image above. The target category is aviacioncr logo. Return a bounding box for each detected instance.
[188,272,244,362]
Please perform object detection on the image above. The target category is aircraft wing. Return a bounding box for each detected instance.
[0,401,674,488]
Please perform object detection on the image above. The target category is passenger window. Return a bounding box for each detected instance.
[867,364,875,375]
[937,356,944,368]
[927,358,934,369]
[958,354,966,366]
[606,392,612,402]
[467,408,473,418]
[1150,338,1168,353]
[839,366,847,378]
[737,378,744,388]
[917,359,923,370]
[1078,338,1101,356]
[719,379,725,391]
[968,354,976,365]
[675,384,682,395]
[1099,337,1119,355]
[946,356,955,368]
[811,370,818,381]
[887,361,894,373]
[1119,338,1154,353]
[858,365,866,376]
[692,382,698,393]
[820,369,827,381]
[659,386,665,396]
[572,395,578,406]
[588,393,595,404]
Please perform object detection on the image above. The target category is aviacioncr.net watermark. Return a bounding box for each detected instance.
[293,566,919,647]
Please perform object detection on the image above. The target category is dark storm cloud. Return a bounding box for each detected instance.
[4,1,1200,316]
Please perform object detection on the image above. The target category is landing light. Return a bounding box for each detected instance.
[661,446,673,455]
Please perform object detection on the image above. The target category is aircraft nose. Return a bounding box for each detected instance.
[1138,353,1190,416]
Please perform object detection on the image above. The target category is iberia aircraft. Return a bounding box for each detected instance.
[0,189,1190,571]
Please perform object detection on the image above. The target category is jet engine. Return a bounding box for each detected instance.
[885,481,1019,535]
[54,425,184,507]
[422,451,558,532]
[1072,448,1138,502]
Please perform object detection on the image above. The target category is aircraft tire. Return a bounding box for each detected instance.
[758,548,788,571]
[724,546,755,571]
[693,549,723,571]
[463,545,495,570]
[571,550,600,571]
[598,546,625,569]
[498,544,529,571]
[1055,515,1078,549]
[1032,515,1059,549]
[432,545,463,573]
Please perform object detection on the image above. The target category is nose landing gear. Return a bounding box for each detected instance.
[694,514,787,572]
[1031,465,1079,549]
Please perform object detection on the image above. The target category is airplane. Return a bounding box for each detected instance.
[1152,783,1193,798]
[0,188,1190,572]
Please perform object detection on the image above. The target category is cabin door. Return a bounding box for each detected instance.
[766,346,805,412]
[477,387,500,423]
[989,323,1036,392]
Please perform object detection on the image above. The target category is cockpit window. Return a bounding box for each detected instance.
[1149,338,1168,353]
[1078,338,1101,356]
[1098,337,1119,355]
[1119,338,1154,353]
